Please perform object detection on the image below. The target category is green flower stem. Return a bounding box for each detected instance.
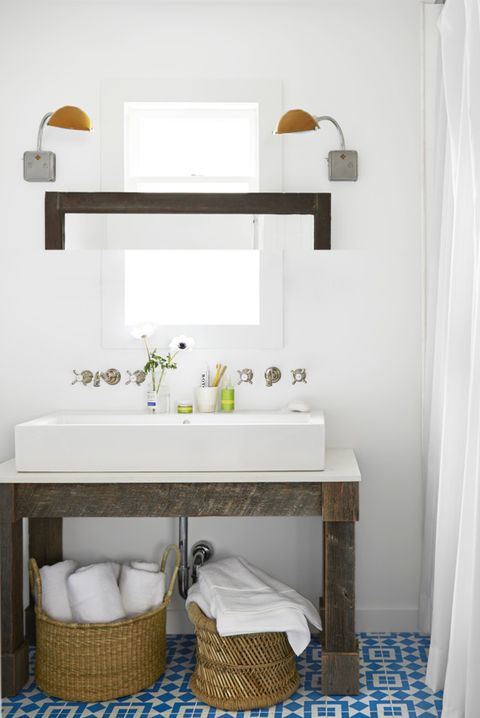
[143,336,156,391]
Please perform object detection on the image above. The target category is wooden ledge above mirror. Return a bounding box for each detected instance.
[44,192,331,251]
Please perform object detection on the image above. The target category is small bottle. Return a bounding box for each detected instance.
[221,375,235,412]
[146,384,157,413]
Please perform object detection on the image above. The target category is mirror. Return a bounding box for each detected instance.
[65,213,315,251]
[44,192,331,251]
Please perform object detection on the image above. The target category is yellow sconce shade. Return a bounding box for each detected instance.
[48,106,93,132]
[274,109,319,134]
[274,108,358,181]
[23,105,93,182]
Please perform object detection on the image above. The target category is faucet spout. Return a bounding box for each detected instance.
[264,366,282,387]
[93,371,101,387]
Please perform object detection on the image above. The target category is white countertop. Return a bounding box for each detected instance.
[0,448,360,484]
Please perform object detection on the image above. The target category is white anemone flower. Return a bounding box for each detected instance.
[169,335,195,352]
[129,323,156,340]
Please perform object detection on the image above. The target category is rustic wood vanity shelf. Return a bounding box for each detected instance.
[44,192,331,250]
[0,449,360,698]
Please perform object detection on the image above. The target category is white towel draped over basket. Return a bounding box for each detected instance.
[186,556,322,655]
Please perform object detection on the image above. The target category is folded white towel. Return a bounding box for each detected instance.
[39,560,78,622]
[130,560,160,573]
[68,562,126,623]
[186,581,214,620]
[120,561,166,616]
[186,557,322,655]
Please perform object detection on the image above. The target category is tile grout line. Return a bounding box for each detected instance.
[378,631,396,716]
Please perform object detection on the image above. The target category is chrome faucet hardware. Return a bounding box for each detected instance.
[237,368,254,385]
[125,369,146,386]
[93,368,122,387]
[71,369,94,386]
[191,540,214,584]
[291,368,307,385]
[265,366,282,387]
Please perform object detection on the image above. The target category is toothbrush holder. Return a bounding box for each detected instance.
[195,387,219,413]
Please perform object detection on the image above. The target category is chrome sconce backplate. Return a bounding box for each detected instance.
[328,150,358,181]
[23,151,56,182]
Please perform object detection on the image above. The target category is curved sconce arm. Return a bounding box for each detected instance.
[36,112,53,152]
[314,115,346,150]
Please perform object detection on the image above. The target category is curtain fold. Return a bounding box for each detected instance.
[423,0,480,715]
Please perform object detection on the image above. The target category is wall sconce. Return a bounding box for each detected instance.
[274,109,358,181]
[23,105,93,182]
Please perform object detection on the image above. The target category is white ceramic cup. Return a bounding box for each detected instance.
[195,387,219,413]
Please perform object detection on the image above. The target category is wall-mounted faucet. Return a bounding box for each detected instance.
[291,368,307,385]
[93,368,122,387]
[237,368,254,385]
[71,370,94,386]
[265,367,282,387]
[125,370,146,386]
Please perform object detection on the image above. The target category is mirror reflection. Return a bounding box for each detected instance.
[65,213,314,251]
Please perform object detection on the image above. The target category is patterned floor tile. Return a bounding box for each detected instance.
[1,633,444,718]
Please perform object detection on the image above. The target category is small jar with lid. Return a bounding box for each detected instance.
[177,402,193,414]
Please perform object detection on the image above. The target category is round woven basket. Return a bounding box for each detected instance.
[187,602,300,710]
[29,544,180,702]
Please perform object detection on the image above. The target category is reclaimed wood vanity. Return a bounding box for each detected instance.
[0,448,360,698]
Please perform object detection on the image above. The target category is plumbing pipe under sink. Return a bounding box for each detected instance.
[178,517,214,599]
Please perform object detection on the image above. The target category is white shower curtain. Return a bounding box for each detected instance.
[422,0,480,715]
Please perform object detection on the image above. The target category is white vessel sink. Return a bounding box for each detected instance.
[15,410,325,473]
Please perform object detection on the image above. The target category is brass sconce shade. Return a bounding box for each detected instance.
[47,106,93,132]
[274,108,358,181]
[274,109,319,134]
[23,105,93,182]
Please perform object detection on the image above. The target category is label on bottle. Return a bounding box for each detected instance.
[146,390,157,409]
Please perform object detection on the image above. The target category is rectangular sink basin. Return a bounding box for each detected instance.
[15,410,325,472]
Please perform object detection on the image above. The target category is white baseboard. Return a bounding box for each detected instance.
[166,607,421,635]
[355,608,420,633]
[166,608,195,634]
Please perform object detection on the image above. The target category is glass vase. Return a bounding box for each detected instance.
[146,382,170,413]
[156,384,170,413]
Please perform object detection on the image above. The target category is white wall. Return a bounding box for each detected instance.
[0,0,422,632]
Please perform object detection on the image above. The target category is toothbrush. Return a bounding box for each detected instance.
[212,363,222,387]
[213,365,227,387]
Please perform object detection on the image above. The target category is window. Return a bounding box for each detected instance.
[124,250,260,326]
[123,102,261,328]
[100,80,283,349]
[124,102,259,193]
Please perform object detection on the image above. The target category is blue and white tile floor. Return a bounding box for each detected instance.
[1,633,443,718]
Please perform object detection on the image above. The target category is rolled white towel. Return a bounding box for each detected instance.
[120,561,166,616]
[39,560,78,622]
[68,563,126,623]
[109,561,122,582]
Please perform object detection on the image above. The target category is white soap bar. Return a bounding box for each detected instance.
[287,400,311,413]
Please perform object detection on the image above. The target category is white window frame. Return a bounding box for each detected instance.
[101,78,282,191]
[100,78,284,349]
[123,101,260,193]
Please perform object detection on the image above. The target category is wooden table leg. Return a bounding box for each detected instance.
[0,485,29,697]
[321,482,359,695]
[25,518,63,644]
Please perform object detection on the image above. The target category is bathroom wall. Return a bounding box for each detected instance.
[0,0,422,631]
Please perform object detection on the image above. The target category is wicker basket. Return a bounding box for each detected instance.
[187,602,300,710]
[29,544,180,702]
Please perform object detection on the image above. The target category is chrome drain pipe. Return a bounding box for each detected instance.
[178,517,214,599]
[178,516,190,599]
